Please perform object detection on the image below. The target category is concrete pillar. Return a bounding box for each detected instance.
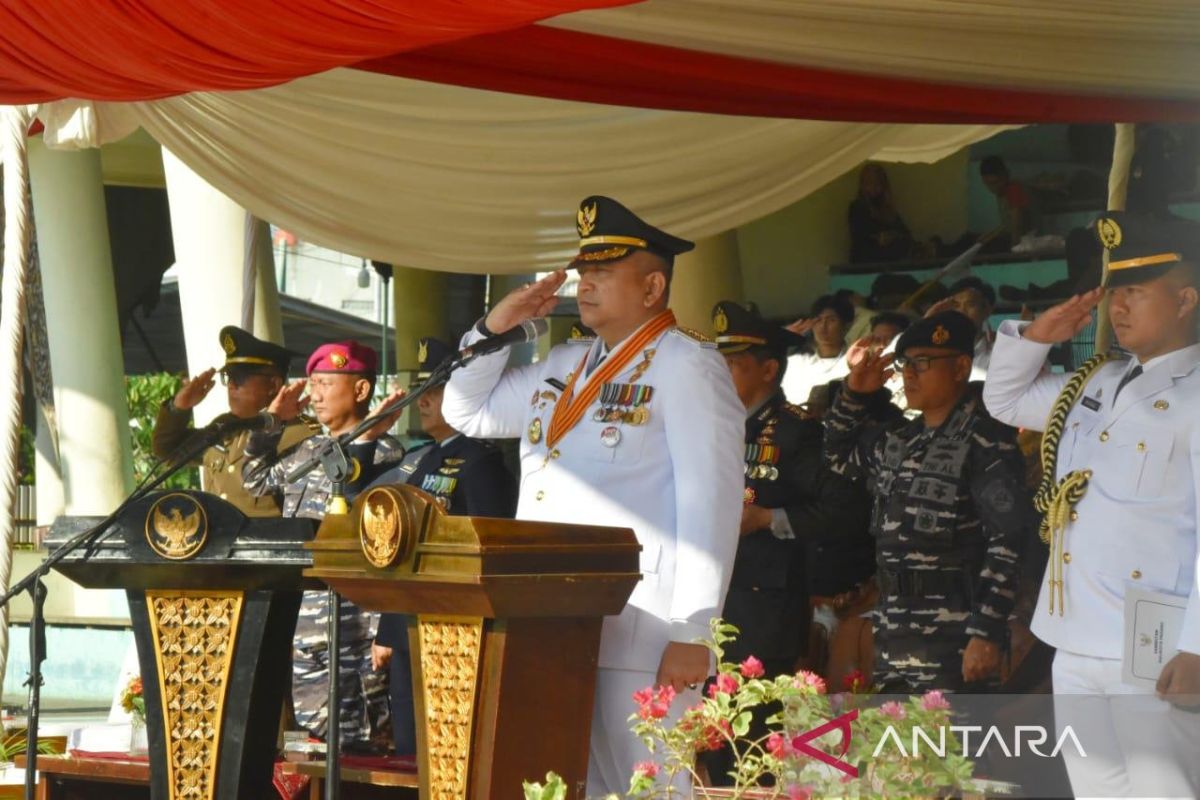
[33,406,63,527]
[163,148,256,425]
[250,218,284,345]
[28,139,134,515]
[28,139,133,622]
[669,231,745,333]
[391,267,449,431]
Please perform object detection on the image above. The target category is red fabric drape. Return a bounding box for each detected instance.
[357,25,1200,124]
[0,0,637,103]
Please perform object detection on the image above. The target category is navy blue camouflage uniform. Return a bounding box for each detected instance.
[824,381,1028,692]
[243,430,404,748]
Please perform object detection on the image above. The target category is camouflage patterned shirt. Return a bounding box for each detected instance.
[241,430,404,519]
[824,386,1028,645]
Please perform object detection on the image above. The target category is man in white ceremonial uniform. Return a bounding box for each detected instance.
[984,212,1200,798]
[443,196,744,795]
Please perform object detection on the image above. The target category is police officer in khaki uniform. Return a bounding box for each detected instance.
[152,325,317,515]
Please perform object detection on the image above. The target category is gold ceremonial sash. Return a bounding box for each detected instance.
[545,310,676,450]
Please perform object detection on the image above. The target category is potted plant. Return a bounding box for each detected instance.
[0,730,60,774]
[524,620,978,799]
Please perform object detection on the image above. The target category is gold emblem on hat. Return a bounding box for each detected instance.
[1098,217,1122,250]
[360,488,407,569]
[932,325,950,345]
[330,351,348,369]
[221,333,236,356]
[417,340,428,364]
[145,493,208,561]
[577,201,598,237]
[714,307,729,334]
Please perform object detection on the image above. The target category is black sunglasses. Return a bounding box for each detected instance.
[893,354,962,373]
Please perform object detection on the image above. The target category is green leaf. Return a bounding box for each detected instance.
[731,711,752,737]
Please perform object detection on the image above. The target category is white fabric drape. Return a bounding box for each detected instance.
[40,69,1007,274]
[552,0,1200,98]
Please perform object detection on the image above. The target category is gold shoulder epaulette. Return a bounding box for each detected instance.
[671,326,716,347]
[783,402,806,418]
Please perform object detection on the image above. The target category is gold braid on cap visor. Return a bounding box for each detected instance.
[1108,252,1180,272]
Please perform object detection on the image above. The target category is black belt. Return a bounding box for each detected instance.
[877,568,974,599]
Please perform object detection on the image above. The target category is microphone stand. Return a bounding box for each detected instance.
[281,355,460,800]
[0,427,224,800]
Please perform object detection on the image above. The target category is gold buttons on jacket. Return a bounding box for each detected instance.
[1155,400,1169,410]
[536,490,545,501]
[1131,569,1142,580]
[1099,431,1110,442]
[1062,552,1071,564]
[550,449,561,460]
[1137,441,1146,452]
[1069,511,1079,522]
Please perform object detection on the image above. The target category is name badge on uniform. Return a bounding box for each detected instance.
[1081,395,1102,412]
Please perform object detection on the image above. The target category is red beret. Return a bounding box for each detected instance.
[306,341,378,376]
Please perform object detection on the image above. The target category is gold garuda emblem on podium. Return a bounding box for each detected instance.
[360,488,408,568]
[145,493,208,560]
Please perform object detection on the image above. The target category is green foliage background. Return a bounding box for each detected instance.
[126,373,200,491]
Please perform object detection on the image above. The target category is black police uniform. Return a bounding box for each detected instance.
[824,311,1028,692]
[370,337,517,754]
[713,302,872,670]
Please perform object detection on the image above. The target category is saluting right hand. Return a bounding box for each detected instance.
[268,379,309,422]
[785,317,817,336]
[1022,287,1104,344]
[172,367,217,411]
[484,270,567,335]
[844,336,893,394]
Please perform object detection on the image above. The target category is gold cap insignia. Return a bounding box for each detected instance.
[222,333,236,356]
[577,201,597,238]
[1098,217,1122,250]
[360,488,409,569]
[417,340,428,364]
[330,351,348,369]
[145,493,208,561]
[932,325,950,345]
[714,307,729,334]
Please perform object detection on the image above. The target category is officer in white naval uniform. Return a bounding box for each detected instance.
[443,196,744,795]
[984,212,1200,798]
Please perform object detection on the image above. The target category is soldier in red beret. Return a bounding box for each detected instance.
[243,339,405,752]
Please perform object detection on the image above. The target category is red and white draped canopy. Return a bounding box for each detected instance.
[3,0,1198,271]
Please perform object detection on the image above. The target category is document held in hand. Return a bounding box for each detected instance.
[1123,585,1187,688]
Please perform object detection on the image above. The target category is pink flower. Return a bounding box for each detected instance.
[633,761,659,779]
[841,669,867,693]
[766,732,790,758]
[793,670,827,695]
[786,785,813,800]
[921,690,951,712]
[708,673,739,698]
[740,656,766,679]
[879,701,906,720]
[633,685,676,720]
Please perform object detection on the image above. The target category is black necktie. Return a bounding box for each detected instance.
[1113,365,1143,402]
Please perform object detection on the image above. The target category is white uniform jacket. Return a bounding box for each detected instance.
[442,324,745,672]
[983,319,1200,658]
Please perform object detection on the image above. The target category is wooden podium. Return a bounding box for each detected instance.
[307,483,641,800]
[46,492,319,800]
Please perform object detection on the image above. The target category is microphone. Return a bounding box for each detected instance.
[203,411,276,440]
[459,318,549,361]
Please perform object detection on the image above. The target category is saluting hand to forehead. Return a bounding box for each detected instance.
[484,270,566,335]
[1021,288,1104,345]
[268,379,309,421]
